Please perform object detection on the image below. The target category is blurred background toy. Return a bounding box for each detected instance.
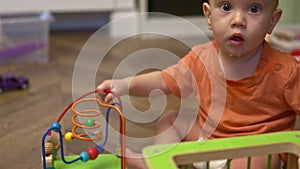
[0,41,45,60]
[269,29,300,62]
[0,74,29,94]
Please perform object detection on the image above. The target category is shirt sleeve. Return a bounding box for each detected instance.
[161,50,198,98]
[284,62,300,114]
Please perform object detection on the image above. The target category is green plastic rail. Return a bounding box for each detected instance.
[143,131,300,169]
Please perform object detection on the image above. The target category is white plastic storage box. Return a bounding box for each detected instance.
[0,11,53,64]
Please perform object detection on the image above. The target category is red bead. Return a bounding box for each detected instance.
[86,147,99,160]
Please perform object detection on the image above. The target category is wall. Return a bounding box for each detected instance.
[278,0,300,24]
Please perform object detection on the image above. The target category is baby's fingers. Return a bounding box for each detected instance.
[104,93,114,103]
[97,88,114,103]
[97,81,111,97]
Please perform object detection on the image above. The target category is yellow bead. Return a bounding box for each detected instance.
[64,132,73,142]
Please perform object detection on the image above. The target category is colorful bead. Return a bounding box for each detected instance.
[51,122,61,132]
[64,132,73,142]
[85,119,95,126]
[86,147,99,160]
[80,151,89,162]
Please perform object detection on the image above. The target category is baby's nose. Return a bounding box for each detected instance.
[231,10,246,28]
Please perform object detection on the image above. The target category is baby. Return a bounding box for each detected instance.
[98,0,300,168]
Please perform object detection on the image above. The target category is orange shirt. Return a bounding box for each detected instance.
[162,41,300,139]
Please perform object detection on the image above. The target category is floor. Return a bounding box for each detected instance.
[0,29,195,169]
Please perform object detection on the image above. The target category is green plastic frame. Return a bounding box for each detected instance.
[143,131,300,169]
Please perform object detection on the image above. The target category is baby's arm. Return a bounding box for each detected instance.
[97,71,170,102]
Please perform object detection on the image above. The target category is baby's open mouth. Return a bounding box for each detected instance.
[230,33,244,41]
[230,34,245,46]
[231,36,244,41]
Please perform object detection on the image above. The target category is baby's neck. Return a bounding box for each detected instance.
[218,45,263,81]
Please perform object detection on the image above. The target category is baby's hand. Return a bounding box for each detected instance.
[97,79,114,102]
[97,78,130,102]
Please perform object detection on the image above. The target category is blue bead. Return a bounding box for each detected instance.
[80,151,90,162]
[51,122,61,132]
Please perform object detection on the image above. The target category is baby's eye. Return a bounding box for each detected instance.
[220,3,232,11]
[248,5,261,13]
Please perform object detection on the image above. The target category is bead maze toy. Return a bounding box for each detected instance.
[143,131,300,169]
[41,90,126,169]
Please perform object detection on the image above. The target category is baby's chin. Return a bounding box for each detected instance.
[223,51,246,58]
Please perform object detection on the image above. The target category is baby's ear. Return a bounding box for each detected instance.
[268,9,282,34]
[203,2,212,30]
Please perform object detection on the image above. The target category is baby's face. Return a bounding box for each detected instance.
[204,0,281,58]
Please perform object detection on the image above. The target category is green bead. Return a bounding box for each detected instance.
[85,119,95,126]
